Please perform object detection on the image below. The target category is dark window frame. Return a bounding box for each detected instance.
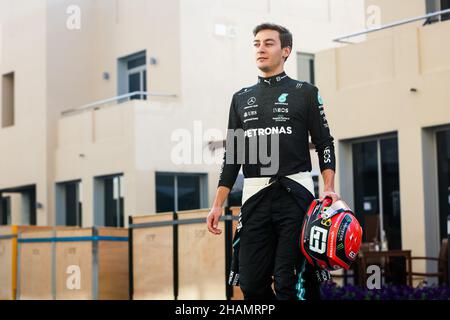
[155,172,207,213]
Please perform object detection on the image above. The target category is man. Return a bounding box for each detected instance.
[206,23,339,300]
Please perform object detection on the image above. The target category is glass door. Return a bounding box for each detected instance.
[352,135,402,250]
[126,53,147,100]
[436,129,450,241]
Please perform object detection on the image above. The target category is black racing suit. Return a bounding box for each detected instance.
[218,71,336,300]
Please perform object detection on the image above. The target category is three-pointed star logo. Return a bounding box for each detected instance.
[247,97,256,105]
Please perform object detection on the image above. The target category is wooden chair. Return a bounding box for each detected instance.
[408,238,448,285]
[357,250,413,286]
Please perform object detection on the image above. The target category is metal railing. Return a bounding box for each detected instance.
[334,8,450,43]
[61,91,178,116]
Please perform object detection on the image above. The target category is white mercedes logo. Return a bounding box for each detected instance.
[247,97,256,105]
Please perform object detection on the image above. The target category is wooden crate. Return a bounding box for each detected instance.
[17,227,129,300]
[18,229,55,300]
[229,207,244,300]
[177,208,226,300]
[130,212,174,300]
[0,226,56,300]
[54,228,93,300]
[55,227,129,300]
[0,226,18,300]
[96,228,129,300]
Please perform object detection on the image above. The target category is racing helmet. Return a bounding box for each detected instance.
[300,197,363,271]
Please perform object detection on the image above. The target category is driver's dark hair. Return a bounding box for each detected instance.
[253,23,292,61]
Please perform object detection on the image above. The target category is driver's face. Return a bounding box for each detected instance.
[253,29,288,72]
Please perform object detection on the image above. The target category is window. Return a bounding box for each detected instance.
[0,186,36,225]
[22,188,37,226]
[56,180,82,226]
[352,135,402,250]
[436,129,450,241]
[297,53,315,84]
[442,0,450,20]
[94,174,124,227]
[118,51,147,100]
[0,195,11,225]
[155,173,207,213]
[2,72,14,128]
[425,0,450,23]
